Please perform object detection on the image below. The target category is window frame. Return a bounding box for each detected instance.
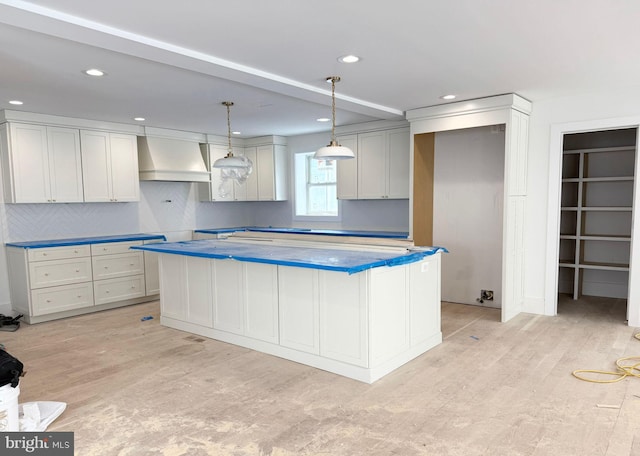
[293,151,342,222]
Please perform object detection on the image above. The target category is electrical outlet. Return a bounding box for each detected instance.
[481,290,494,301]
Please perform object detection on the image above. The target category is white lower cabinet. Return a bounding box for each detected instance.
[160,255,213,327]
[31,282,94,316]
[318,270,368,367]
[210,260,279,342]
[7,239,157,323]
[278,266,320,355]
[94,275,145,306]
[157,251,443,382]
[243,262,279,343]
[212,260,244,334]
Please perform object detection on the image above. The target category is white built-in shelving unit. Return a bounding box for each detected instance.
[559,129,637,300]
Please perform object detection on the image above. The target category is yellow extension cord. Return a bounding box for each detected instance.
[572,333,640,383]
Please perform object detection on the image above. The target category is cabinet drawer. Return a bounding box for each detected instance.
[28,257,93,289]
[28,245,91,262]
[92,252,144,280]
[31,282,94,316]
[91,241,142,256]
[94,274,145,305]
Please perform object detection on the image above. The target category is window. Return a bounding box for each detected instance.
[294,152,339,219]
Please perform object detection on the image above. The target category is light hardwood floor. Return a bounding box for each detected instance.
[3,296,640,455]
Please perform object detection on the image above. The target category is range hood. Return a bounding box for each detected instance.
[137,136,210,182]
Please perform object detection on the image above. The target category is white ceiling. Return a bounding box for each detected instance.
[1,0,640,138]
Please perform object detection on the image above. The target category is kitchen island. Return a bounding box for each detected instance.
[133,235,444,383]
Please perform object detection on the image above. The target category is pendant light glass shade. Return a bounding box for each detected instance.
[314,76,354,160]
[214,101,253,172]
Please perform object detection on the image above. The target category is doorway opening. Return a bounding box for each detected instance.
[414,125,506,311]
[557,127,637,319]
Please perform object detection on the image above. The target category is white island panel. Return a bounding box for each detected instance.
[148,239,443,383]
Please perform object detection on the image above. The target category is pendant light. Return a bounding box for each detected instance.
[213,102,253,175]
[314,76,355,160]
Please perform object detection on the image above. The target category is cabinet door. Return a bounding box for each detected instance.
[7,123,50,203]
[243,262,279,343]
[386,128,410,199]
[213,260,244,334]
[357,131,387,199]
[81,130,112,202]
[319,270,368,367]
[336,135,358,199]
[144,250,160,295]
[231,146,249,201]
[109,134,140,202]
[184,257,214,328]
[240,146,258,201]
[47,127,84,202]
[278,266,319,354]
[159,255,186,320]
[257,145,275,201]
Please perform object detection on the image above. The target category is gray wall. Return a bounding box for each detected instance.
[433,126,505,307]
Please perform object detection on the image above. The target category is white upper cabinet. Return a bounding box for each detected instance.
[0,123,83,203]
[257,144,288,201]
[358,131,387,199]
[200,138,288,202]
[336,135,358,200]
[337,128,409,200]
[386,128,411,199]
[200,144,247,202]
[80,130,139,202]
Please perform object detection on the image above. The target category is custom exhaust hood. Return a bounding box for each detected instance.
[137,136,210,182]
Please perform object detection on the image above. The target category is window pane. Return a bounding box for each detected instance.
[308,157,337,184]
[295,152,339,218]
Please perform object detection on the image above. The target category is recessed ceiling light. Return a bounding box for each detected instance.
[232,131,241,135]
[8,100,23,105]
[134,117,145,122]
[337,55,360,64]
[84,68,105,77]
[440,94,456,100]
[316,118,331,122]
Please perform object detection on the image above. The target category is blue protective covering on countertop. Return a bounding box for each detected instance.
[131,239,445,274]
[6,233,167,249]
[194,226,409,238]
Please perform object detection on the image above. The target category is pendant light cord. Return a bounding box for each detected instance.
[330,77,337,143]
[223,101,234,155]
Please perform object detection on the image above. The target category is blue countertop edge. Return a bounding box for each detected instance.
[6,233,167,249]
[194,226,409,238]
[132,240,445,274]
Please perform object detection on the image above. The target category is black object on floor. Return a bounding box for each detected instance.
[0,314,23,332]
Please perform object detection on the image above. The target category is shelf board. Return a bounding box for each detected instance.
[563,146,636,155]
[580,261,629,271]
[561,234,631,241]
[558,261,630,271]
[580,206,633,212]
[581,235,631,241]
[582,176,634,182]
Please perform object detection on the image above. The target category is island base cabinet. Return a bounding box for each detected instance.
[318,271,368,367]
[278,266,320,355]
[159,255,213,328]
[211,260,279,343]
[243,262,279,344]
[156,252,443,383]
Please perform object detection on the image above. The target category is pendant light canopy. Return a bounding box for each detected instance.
[213,101,253,173]
[314,76,355,160]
